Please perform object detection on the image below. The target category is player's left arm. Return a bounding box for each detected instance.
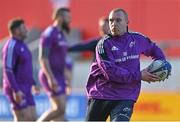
[31,79,40,94]
[136,34,166,82]
[139,35,166,60]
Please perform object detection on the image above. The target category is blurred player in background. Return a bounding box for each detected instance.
[85,8,166,121]
[66,17,109,99]
[37,8,71,121]
[2,18,38,121]
[68,16,109,60]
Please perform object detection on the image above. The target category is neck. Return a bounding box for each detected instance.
[118,29,128,36]
[120,31,127,36]
[12,35,23,41]
[53,21,62,31]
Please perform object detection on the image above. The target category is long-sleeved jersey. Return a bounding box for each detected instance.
[2,37,35,93]
[39,26,68,90]
[86,32,165,101]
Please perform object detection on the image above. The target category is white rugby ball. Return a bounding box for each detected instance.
[147,60,172,81]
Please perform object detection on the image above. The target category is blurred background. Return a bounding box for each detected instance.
[0,0,180,121]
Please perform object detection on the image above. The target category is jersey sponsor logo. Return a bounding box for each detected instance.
[115,54,139,63]
[111,46,119,51]
[118,113,130,119]
[123,107,131,112]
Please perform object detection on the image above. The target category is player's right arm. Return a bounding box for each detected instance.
[39,36,58,91]
[4,41,24,103]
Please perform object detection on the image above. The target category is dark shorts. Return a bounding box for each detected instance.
[4,85,35,110]
[38,70,65,97]
[85,99,135,121]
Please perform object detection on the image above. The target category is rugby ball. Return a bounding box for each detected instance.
[147,60,172,81]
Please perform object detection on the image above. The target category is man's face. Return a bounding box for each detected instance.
[109,11,128,36]
[15,23,27,40]
[61,11,71,33]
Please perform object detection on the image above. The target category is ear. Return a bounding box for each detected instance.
[56,15,63,23]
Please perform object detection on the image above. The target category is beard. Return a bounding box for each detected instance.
[19,33,27,40]
[61,21,70,34]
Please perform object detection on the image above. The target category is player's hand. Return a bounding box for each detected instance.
[13,91,24,104]
[66,85,71,96]
[32,85,40,95]
[141,69,160,83]
[48,77,57,89]
[49,78,61,92]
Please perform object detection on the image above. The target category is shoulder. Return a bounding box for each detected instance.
[40,26,56,45]
[129,31,147,37]
[128,31,148,39]
[129,31,154,44]
[3,39,18,56]
[128,31,148,38]
[42,26,55,38]
[97,34,112,46]
[7,39,17,51]
[97,34,112,54]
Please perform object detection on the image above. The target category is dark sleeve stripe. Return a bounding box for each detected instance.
[96,35,111,60]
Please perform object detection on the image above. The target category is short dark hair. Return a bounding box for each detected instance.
[110,8,128,21]
[52,7,70,20]
[8,18,24,34]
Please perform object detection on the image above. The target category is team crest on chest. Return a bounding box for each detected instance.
[129,41,136,48]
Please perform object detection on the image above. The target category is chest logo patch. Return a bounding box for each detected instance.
[129,41,136,48]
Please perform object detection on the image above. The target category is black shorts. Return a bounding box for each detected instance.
[85,99,135,121]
